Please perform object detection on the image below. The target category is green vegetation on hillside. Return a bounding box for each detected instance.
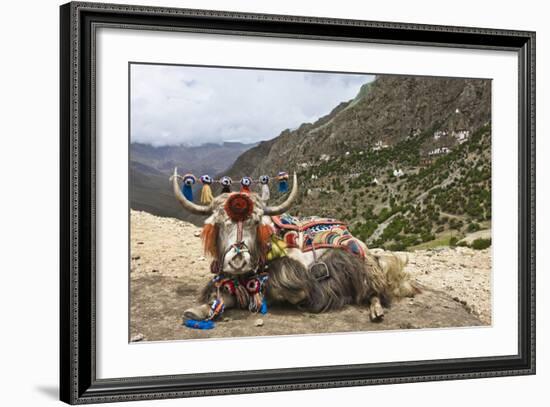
[294,123,492,251]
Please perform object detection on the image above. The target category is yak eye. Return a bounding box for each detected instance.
[260,175,269,184]
[200,175,212,184]
[241,177,252,186]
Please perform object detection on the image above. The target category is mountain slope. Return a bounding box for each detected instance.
[225,75,492,249]
[226,75,490,178]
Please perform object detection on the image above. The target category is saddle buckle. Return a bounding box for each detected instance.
[309,261,330,281]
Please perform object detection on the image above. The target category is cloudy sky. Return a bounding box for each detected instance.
[130,64,374,147]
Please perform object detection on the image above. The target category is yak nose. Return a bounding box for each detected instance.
[229,253,246,270]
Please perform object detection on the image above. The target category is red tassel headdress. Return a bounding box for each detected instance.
[224,193,254,222]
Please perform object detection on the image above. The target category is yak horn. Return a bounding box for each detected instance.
[263,172,298,215]
[172,167,213,215]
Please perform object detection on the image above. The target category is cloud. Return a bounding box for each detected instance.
[131,64,374,146]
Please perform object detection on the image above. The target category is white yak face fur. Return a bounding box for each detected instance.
[218,219,257,275]
[206,193,267,276]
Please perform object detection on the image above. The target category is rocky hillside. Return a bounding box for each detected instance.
[227,76,490,176]
[226,75,492,250]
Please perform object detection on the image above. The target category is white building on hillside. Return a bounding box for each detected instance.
[393,169,404,177]
[372,140,389,151]
[453,129,471,144]
[428,147,451,156]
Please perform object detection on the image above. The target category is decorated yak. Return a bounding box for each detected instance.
[173,168,419,326]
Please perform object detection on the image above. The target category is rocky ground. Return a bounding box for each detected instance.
[129,210,491,342]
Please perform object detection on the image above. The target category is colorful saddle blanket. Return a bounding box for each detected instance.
[271,214,366,258]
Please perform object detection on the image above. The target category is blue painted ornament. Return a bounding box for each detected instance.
[277,171,289,193]
[181,174,196,201]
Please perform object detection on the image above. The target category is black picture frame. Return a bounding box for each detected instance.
[60,2,536,404]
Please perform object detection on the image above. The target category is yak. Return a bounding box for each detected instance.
[173,168,418,323]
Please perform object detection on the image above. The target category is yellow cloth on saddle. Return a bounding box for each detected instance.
[266,234,287,261]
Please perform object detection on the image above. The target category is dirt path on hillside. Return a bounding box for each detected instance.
[130,210,491,342]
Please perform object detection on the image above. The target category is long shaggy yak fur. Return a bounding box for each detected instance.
[266,250,391,312]
[198,249,407,313]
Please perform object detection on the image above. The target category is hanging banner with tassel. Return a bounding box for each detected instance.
[199,175,214,205]
[174,170,292,199]
[276,171,289,193]
[259,175,270,201]
[240,176,252,194]
[181,174,197,201]
[220,176,233,193]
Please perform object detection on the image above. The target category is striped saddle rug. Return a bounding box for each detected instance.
[271,214,366,258]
